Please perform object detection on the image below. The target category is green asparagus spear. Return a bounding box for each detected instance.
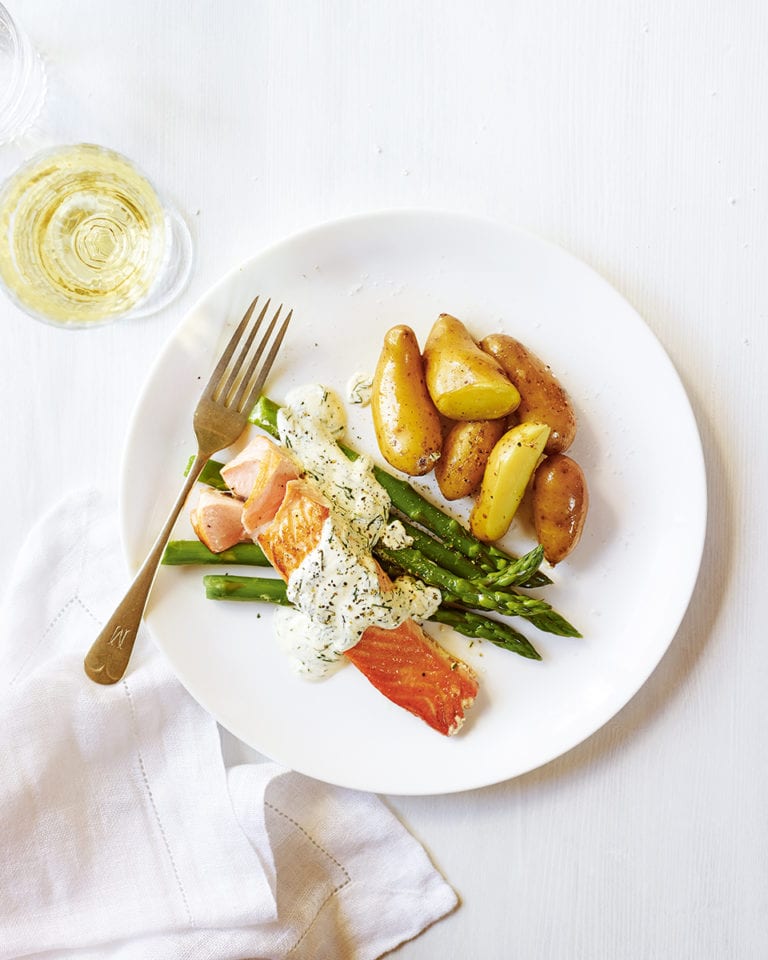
[477,545,547,588]
[371,468,493,568]
[202,574,541,659]
[185,454,229,490]
[163,540,269,566]
[375,544,581,636]
[429,606,540,659]
[396,518,492,579]
[204,574,292,604]
[248,395,282,438]
[399,521,550,589]
[198,459,230,490]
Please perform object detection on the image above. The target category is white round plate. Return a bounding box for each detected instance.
[120,210,706,795]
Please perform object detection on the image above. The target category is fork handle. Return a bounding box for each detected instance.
[84,450,210,684]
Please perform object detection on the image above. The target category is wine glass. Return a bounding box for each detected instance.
[0,5,193,328]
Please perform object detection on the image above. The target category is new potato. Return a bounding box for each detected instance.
[371,325,443,476]
[480,333,577,454]
[532,454,589,564]
[435,418,506,501]
[424,314,521,420]
[470,421,550,542]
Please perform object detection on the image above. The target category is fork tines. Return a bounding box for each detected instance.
[210,296,292,414]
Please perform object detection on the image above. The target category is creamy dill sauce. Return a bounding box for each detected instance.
[346,371,373,406]
[284,384,346,437]
[278,405,391,546]
[273,391,441,679]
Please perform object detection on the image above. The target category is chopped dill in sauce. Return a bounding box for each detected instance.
[272,388,440,679]
[346,371,373,406]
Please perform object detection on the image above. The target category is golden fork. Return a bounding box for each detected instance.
[84,296,292,684]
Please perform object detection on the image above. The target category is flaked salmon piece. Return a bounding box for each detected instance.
[258,478,478,736]
[221,437,286,498]
[190,489,249,553]
[221,438,301,535]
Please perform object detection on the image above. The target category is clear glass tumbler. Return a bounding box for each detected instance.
[0,3,47,145]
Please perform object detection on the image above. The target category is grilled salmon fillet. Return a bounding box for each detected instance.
[257,479,330,581]
[344,621,479,736]
[257,478,478,736]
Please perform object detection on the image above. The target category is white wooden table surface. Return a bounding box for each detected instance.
[3,2,766,957]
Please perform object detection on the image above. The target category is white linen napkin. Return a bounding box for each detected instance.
[0,490,457,960]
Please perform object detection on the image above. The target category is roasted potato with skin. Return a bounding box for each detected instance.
[371,325,443,476]
[470,421,550,542]
[435,418,506,501]
[532,454,589,564]
[424,314,521,420]
[480,333,577,454]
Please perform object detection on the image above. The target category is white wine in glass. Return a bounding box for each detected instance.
[0,143,190,327]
